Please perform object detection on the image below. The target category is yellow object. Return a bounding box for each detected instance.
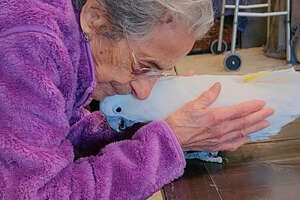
[243,71,267,83]
[147,191,164,200]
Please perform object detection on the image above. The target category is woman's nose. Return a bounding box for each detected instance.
[130,78,157,100]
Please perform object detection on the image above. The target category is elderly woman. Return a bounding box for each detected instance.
[0,0,273,199]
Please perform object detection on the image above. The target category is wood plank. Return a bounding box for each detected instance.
[220,184,300,200]
[164,115,300,200]
[203,117,300,200]
[205,158,300,200]
[220,139,300,166]
[163,160,221,200]
[205,158,300,189]
[219,118,300,165]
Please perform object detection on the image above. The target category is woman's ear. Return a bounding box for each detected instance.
[80,0,107,35]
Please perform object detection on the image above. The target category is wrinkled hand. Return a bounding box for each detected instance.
[165,82,274,152]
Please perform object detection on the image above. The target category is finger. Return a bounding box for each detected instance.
[208,100,267,125]
[186,120,270,148]
[182,107,272,145]
[215,136,251,152]
[217,120,270,143]
[209,107,274,138]
[182,143,218,152]
[183,146,213,152]
[184,70,195,76]
[193,82,221,109]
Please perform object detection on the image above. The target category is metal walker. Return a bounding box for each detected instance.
[210,0,291,71]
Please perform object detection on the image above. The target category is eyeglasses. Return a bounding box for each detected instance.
[129,45,175,79]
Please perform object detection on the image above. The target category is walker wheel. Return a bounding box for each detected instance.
[224,54,242,71]
[210,40,228,55]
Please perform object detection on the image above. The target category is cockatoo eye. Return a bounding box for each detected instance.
[114,106,122,113]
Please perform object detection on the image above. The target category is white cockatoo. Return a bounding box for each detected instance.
[100,68,300,163]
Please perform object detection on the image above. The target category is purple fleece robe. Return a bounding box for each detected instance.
[0,0,186,199]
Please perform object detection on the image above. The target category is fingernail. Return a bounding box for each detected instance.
[263,120,271,127]
[211,82,221,92]
[266,107,275,115]
[253,99,266,106]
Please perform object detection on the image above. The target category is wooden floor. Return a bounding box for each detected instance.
[175,47,294,76]
[163,118,300,200]
[149,47,300,200]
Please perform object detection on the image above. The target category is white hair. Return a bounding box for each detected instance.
[74,0,214,40]
[155,0,214,39]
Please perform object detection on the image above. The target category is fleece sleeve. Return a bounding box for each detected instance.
[0,32,186,200]
[67,108,129,157]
